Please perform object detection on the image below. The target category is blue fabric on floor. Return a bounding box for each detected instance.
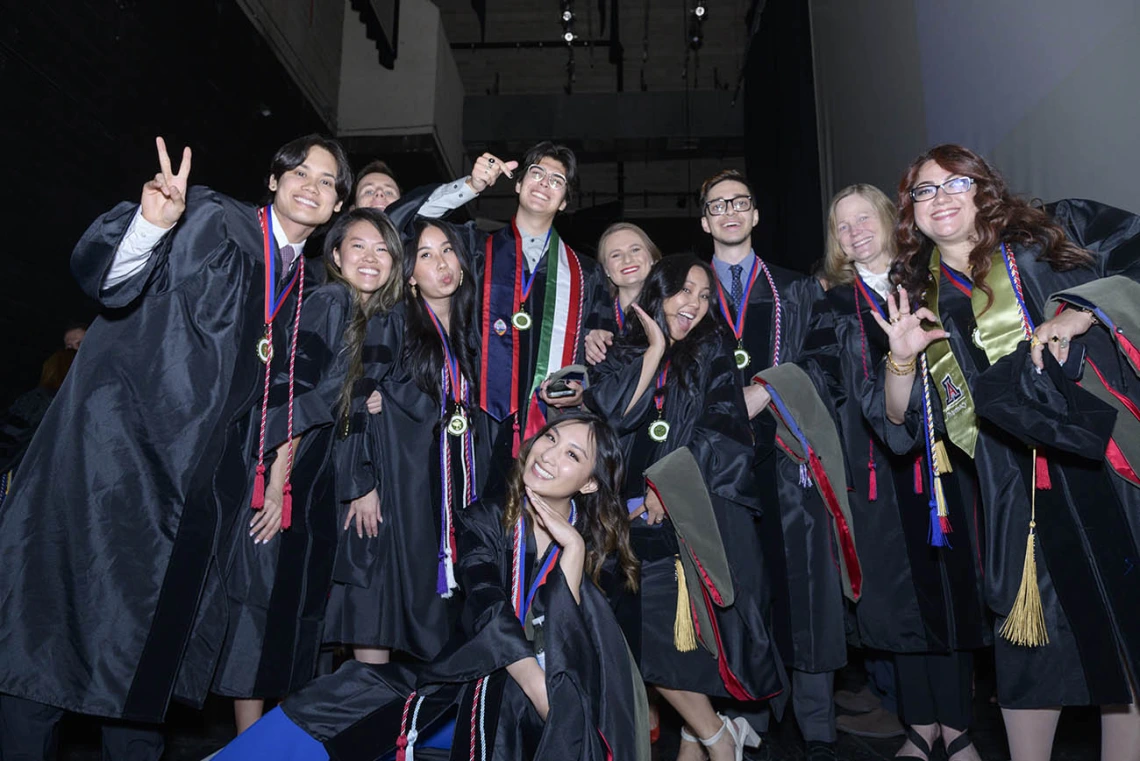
[209,706,329,761]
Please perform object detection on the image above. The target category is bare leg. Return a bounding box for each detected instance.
[233,699,265,735]
[1001,707,1061,761]
[895,723,938,759]
[353,646,390,665]
[1101,702,1140,761]
[940,724,982,761]
[656,687,739,761]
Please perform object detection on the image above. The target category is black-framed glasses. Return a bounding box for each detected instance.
[909,176,974,203]
[705,195,754,216]
[525,164,568,191]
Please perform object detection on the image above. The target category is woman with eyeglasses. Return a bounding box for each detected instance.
[812,185,988,758]
[205,413,649,761]
[587,255,785,761]
[583,222,663,365]
[869,144,1140,761]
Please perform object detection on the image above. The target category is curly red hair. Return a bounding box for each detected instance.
[893,144,1091,311]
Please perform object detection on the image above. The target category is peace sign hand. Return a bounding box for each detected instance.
[141,137,192,229]
[869,286,948,363]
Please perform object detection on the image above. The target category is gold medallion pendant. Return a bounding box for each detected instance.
[256,334,273,364]
[734,347,751,370]
[511,310,532,331]
[648,419,671,443]
[447,412,469,436]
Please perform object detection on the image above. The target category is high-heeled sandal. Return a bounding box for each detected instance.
[896,725,938,761]
[943,730,976,761]
[686,714,761,761]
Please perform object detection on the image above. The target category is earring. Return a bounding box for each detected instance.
[458,270,464,287]
[410,282,418,298]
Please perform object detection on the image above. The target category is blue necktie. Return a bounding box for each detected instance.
[730,263,744,314]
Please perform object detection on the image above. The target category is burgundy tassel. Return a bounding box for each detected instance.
[281,482,293,530]
[251,465,266,509]
[867,443,878,501]
[914,455,924,494]
[1035,451,1053,490]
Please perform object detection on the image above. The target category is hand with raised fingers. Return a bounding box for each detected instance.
[467,153,518,193]
[868,286,948,364]
[141,136,192,229]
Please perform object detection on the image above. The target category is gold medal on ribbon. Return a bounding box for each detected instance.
[734,346,751,370]
[256,330,273,364]
[511,310,532,331]
[648,419,670,443]
[447,411,469,436]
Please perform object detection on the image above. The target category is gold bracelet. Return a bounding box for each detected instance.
[886,351,917,376]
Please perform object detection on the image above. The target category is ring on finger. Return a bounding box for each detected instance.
[890,316,900,324]
[1050,335,1060,343]
[488,157,495,164]
[1059,337,1070,348]
[1030,335,1042,348]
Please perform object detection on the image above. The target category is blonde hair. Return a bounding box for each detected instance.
[596,222,663,294]
[824,184,898,287]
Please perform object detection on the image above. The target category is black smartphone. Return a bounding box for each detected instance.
[546,379,576,399]
[1062,340,1086,381]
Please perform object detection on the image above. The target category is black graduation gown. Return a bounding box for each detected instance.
[809,284,989,654]
[212,283,356,699]
[387,186,610,493]
[220,498,649,761]
[585,333,786,702]
[864,199,1140,707]
[0,386,56,476]
[324,305,490,660]
[728,261,849,673]
[0,187,310,721]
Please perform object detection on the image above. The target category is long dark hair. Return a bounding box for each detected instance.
[894,144,1092,310]
[400,220,481,408]
[502,412,639,592]
[626,254,726,397]
[323,208,404,419]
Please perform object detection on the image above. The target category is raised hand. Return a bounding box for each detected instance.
[869,286,948,362]
[140,137,192,229]
[467,152,519,193]
[630,303,666,356]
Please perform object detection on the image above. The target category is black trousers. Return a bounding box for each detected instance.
[0,694,164,761]
[894,651,973,730]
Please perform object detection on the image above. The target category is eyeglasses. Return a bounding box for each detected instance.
[525,164,568,191]
[909,176,974,203]
[704,195,754,216]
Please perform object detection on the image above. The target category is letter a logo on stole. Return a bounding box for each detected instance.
[941,374,965,407]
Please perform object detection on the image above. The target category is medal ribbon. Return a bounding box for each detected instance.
[425,303,464,408]
[653,360,671,415]
[259,205,302,324]
[853,275,888,321]
[512,501,577,622]
[518,228,553,309]
[715,256,761,346]
[614,297,625,333]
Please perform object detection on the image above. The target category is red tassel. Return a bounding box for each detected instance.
[395,735,408,761]
[1035,452,1052,490]
[251,465,266,509]
[914,455,924,494]
[511,417,521,457]
[939,515,953,534]
[281,482,293,530]
[867,456,878,501]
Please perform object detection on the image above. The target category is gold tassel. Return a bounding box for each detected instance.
[933,438,953,474]
[673,556,697,652]
[999,448,1050,647]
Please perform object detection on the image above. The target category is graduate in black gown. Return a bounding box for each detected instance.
[208,412,649,761]
[586,255,785,761]
[324,219,489,668]
[384,145,610,492]
[0,135,351,758]
[211,208,405,733]
[812,185,988,755]
[869,144,1140,761]
[582,222,662,366]
[352,159,402,212]
[698,170,842,758]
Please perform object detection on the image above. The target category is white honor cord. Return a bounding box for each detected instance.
[406,694,426,761]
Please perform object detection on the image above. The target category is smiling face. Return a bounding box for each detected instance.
[700,179,758,246]
[515,156,569,217]
[354,171,401,211]
[410,225,461,301]
[662,265,712,341]
[911,160,978,250]
[269,145,344,231]
[600,229,654,290]
[834,192,887,268]
[332,220,394,296]
[522,420,599,501]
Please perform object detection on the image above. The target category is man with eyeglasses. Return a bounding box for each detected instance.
[699,169,845,761]
[385,142,609,493]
